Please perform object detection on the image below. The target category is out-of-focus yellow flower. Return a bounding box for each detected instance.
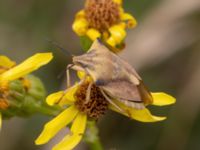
[35,72,175,150]
[113,0,122,5]
[0,53,53,129]
[72,0,137,51]
[0,53,53,82]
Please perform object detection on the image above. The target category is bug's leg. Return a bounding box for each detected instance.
[121,99,144,110]
[66,64,85,88]
[66,64,74,88]
[55,66,87,105]
[85,82,93,104]
[54,84,76,105]
[70,65,85,72]
[55,75,88,105]
[69,64,88,86]
[100,88,125,114]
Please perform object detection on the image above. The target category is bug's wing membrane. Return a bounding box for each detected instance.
[138,81,153,105]
[101,80,153,109]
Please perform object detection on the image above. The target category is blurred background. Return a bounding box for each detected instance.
[0,0,200,150]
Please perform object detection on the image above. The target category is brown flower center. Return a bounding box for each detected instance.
[74,81,109,120]
[85,0,120,32]
[0,86,9,109]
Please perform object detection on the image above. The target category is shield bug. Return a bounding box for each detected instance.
[67,39,153,110]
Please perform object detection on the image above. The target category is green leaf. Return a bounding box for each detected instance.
[80,36,93,52]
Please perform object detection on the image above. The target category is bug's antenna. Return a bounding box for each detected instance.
[46,39,73,56]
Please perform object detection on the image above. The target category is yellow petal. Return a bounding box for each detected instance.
[60,85,79,106]
[119,7,124,14]
[77,71,86,79]
[108,24,126,45]
[0,53,53,82]
[151,92,176,106]
[109,100,166,122]
[128,108,166,122]
[113,0,122,5]
[77,71,92,82]
[71,113,87,135]
[0,55,16,68]
[107,37,117,47]
[46,91,65,106]
[102,31,110,41]
[121,13,137,28]
[75,10,85,19]
[72,18,89,36]
[53,113,87,150]
[0,113,2,131]
[35,105,78,145]
[47,85,79,106]
[86,28,101,41]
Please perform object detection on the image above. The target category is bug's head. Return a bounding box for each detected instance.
[72,54,93,68]
[73,39,106,69]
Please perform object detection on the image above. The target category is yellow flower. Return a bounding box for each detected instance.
[0,53,53,129]
[72,0,137,50]
[35,84,87,150]
[35,73,175,150]
[0,53,53,82]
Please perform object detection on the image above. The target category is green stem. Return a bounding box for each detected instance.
[84,121,104,150]
[87,138,103,150]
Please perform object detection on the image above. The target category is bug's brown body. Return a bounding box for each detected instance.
[72,39,153,109]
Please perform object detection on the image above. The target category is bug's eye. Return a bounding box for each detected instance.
[95,79,106,86]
